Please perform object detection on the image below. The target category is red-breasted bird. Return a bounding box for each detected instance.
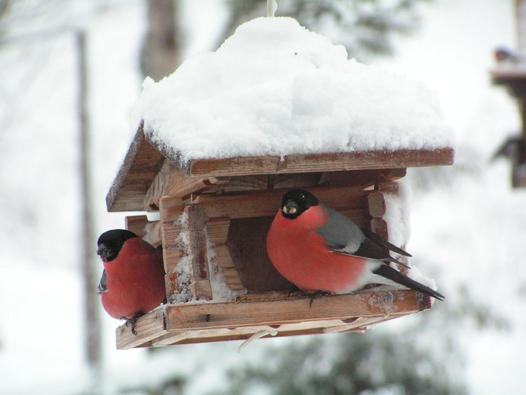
[97,229,166,333]
[266,190,444,300]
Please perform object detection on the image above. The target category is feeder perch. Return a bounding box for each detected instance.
[105,124,454,349]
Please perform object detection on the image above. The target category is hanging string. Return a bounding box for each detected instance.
[266,0,277,17]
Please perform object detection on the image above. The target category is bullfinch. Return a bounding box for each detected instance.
[266,190,444,300]
[494,46,524,64]
[97,229,166,334]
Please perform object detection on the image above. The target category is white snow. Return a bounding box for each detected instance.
[134,17,454,165]
[383,182,411,249]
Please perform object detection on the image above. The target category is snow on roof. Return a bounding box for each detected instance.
[133,17,454,164]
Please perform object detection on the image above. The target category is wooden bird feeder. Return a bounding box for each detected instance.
[491,67,526,187]
[489,0,526,187]
[105,122,454,349]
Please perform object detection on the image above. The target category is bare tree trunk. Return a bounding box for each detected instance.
[76,29,102,382]
[140,0,181,80]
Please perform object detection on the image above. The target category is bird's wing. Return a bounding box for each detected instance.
[316,204,409,265]
[97,270,107,294]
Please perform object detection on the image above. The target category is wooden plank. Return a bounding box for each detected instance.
[116,307,167,350]
[206,218,231,244]
[143,221,162,248]
[145,160,212,210]
[512,162,526,188]
[209,175,268,193]
[106,123,165,212]
[367,192,386,218]
[318,168,406,188]
[370,218,388,241]
[323,316,393,333]
[125,215,148,237]
[491,68,526,96]
[147,324,368,347]
[187,148,454,177]
[159,196,184,222]
[189,155,282,177]
[143,158,166,210]
[185,206,213,300]
[195,185,366,220]
[116,289,431,348]
[164,290,428,331]
[211,245,245,291]
[161,222,182,248]
[151,320,353,347]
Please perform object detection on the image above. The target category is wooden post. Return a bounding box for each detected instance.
[517,0,526,53]
[185,205,213,300]
[267,0,276,17]
[76,30,102,375]
[159,196,187,302]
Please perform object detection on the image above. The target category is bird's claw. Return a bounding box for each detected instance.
[125,312,145,336]
[308,290,331,307]
[287,285,301,297]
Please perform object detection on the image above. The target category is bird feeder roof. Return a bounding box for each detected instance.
[107,17,455,212]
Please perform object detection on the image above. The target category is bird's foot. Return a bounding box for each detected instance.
[287,285,301,297]
[125,311,145,336]
[307,290,331,307]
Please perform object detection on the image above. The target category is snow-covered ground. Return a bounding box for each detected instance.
[0,0,524,394]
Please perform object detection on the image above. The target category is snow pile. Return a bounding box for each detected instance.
[134,17,453,164]
[383,183,411,249]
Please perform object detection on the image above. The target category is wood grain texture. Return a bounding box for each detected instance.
[164,289,427,331]
[160,196,184,222]
[211,244,247,291]
[106,123,165,212]
[195,185,366,220]
[185,206,213,300]
[107,125,451,212]
[187,148,454,177]
[206,218,231,244]
[144,160,211,210]
[115,289,431,348]
[125,215,149,238]
[143,221,162,248]
[116,307,167,349]
[367,192,386,218]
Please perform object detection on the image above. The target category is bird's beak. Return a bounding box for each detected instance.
[97,244,111,262]
[282,200,298,215]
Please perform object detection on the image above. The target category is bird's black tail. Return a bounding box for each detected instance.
[373,264,445,301]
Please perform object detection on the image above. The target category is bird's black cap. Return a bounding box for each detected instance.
[281,189,319,219]
[97,229,137,262]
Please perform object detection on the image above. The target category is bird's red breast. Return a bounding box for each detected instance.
[266,205,366,293]
[101,238,165,319]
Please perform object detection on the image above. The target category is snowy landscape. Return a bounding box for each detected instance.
[1,0,524,394]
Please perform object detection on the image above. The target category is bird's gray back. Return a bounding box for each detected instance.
[315,204,365,253]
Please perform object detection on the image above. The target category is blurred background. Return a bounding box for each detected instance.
[0,0,524,394]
